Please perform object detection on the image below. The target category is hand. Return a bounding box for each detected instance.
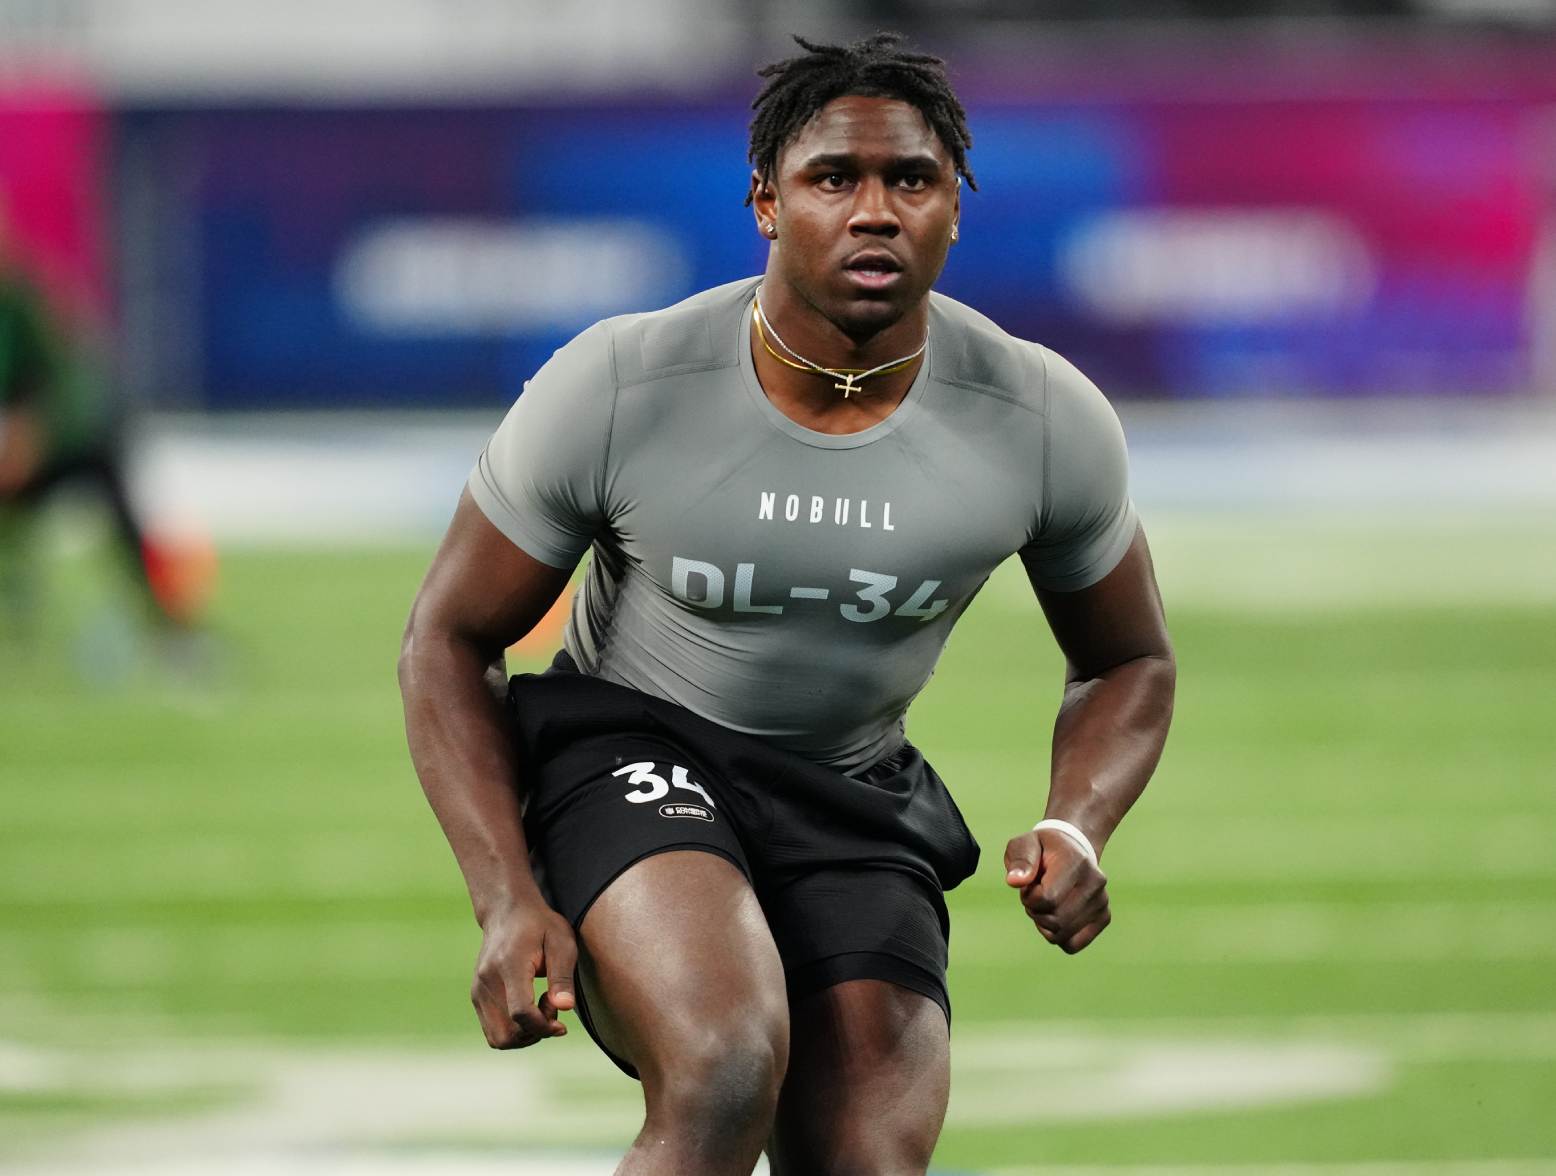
[1004,826,1111,954]
[470,902,578,1049]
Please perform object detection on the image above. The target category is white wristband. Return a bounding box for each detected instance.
[1032,818,1098,866]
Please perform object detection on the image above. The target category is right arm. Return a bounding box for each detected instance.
[405,320,616,1047]
[398,488,577,1048]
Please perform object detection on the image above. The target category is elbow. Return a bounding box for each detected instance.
[396,635,412,694]
[397,611,423,698]
[398,610,497,702]
[1145,648,1177,729]
[1095,647,1177,721]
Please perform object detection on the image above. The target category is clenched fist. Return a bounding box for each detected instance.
[1004,826,1111,954]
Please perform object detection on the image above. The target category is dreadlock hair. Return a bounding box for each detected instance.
[744,32,976,206]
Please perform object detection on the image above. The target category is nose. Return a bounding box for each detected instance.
[847,177,900,237]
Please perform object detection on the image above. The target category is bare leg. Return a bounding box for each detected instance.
[767,979,950,1176]
[578,850,789,1176]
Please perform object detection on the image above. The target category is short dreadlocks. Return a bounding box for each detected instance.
[745,32,976,206]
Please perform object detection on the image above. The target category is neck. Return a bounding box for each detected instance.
[754,275,929,372]
[749,280,927,427]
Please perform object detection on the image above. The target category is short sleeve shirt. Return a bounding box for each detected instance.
[470,277,1137,773]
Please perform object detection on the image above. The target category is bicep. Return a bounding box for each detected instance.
[1029,525,1171,681]
[406,488,577,659]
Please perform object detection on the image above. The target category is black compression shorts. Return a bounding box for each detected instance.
[508,652,982,1079]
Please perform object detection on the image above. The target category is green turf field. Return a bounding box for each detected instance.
[2,514,1553,1172]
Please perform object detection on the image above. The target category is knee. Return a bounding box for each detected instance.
[642,1016,788,1143]
[775,1126,937,1176]
[839,1131,937,1176]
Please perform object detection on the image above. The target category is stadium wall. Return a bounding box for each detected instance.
[10,44,1556,408]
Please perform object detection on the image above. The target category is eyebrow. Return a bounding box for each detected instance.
[795,151,945,173]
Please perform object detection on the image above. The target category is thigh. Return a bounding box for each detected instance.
[763,865,952,1020]
[761,866,954,1173]
[522,734,781,1079]
[768,978,950,1175]
[578,849,788,1089]
[525,734,755,937]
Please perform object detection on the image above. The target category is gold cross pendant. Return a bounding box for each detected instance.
[834,374,860,399]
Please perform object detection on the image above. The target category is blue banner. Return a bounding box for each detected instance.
[116,88,1553,408]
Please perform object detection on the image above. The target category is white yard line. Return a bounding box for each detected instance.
[4,1012,1555,1174]
[948,1038,1387,1125]
[959,1012,1556,1062]
[0,1039,1383,1166]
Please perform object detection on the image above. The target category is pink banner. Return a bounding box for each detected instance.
[0,82,109,324]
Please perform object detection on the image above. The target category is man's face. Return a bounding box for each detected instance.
[754,95,959,339]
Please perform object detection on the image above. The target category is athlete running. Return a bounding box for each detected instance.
[400,33,1175,1175]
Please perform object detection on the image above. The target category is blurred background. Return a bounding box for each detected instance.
[2,1,1554,1173]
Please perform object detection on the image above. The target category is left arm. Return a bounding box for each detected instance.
[1004,524,1175,953]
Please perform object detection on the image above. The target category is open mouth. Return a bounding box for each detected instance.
[843,253,904,289]
[844,252,903,275]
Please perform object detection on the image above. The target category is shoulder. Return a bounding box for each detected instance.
[926,290,1112,426]
[926,290,1050,416]
[595,276,760,389]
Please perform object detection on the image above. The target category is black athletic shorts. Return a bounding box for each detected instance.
[508,651,982,1079]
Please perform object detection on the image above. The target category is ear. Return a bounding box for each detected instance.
[750,170,779,237]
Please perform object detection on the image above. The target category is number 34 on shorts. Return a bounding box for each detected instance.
[611,761,718,820]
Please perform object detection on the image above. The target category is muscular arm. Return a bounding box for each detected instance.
[1032,525,1175,855]
[1005,525,1175,952]
[398,488,578,1044]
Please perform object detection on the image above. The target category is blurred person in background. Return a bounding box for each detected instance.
[0,194,201,646]
[401,32,1175,1175]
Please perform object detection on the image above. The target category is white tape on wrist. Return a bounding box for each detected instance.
[1032,818,1098,866]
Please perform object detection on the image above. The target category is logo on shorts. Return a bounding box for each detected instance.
[612,761,718,810]
[658,803,714,822]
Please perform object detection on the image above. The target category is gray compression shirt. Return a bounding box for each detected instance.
[469,276,1138,774]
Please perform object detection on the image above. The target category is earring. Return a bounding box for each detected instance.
[766,223,777,237]
[951,225,959,242]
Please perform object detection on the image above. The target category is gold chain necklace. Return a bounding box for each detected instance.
[753,296,926,399]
